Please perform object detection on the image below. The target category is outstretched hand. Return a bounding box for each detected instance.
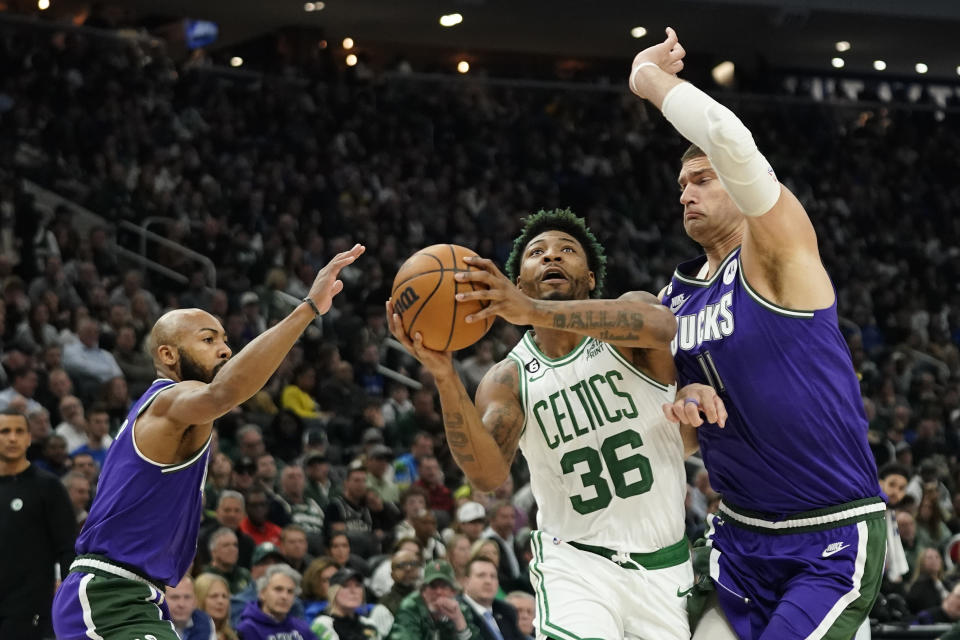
[629,26,686,97]
[453,256,537,326]
[662,383,727,428]
[307,244,365,315]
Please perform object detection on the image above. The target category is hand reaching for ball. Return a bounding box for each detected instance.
[454,256,539,326]
[386,299,455,378]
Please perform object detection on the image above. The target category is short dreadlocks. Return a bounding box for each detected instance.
[505,208,606,298]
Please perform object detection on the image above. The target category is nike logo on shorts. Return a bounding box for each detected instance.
[821,542,851,557]
[677,585,694,598]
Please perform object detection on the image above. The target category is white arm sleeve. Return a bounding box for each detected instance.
[663,82,781,217]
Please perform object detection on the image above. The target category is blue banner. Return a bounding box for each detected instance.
[185,20,218,50]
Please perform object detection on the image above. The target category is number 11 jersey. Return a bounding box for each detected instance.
[508,331,686,551]
[663,247,879,517]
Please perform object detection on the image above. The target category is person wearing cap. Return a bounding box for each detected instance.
[366,443,400,503]
[453,502,487,544]
[304,449,334,510]
[229,542,306,628]
[238,291,266,345]
[388,560,484,640]
[310,568,383,640]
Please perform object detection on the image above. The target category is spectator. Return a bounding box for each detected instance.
[914,582,960,625]
[61,470,91,533]
[461,556,525,640]
[108,270,159,319]
[483,502,522,592]
[279,524,314,574]
[391,389,442,448]
[395,486,429,541]
[62,318,123,400]
[377,549,423,615]
[504,592,535,640]
[393,432,432,490]
[879,463,911,586]
[236,565,317,640]
[35,367,73,424]
[199,491,256,570]
[381,384,413,434]
[414,456,454,520]
[69,402,112,467]
[325,465,376,557]
[367,488,402,553]
[310,567,382,640]
[203,527,253,595]
[241,486,284,546]
[304,451,334,509]
[412,510,447,563]
[112,324,155,397]
[236,424,267,460]
[303,556,340,620]
[387,560,483,640]
[446,534,473,586]
[369,538,423,600]
[204,452,234,512]
[0,409,75,640]
[0,367,41,413]
[366,443,400,503]
[459,340,495,398]
[194,572,239,640]
[899,511,921,575]
[452,501,488,544]
[166,575,216,640]
[24,406,51,461]
[282,363,323,420]
[327,532,370,578]
[230,543,306,628]
[70,451,100,490]
[13,302,58,354]
[278,465,325,553]
[33,433,71,477]
[916,491,952,553]
[54,394,87,452]
[907,547,950,613]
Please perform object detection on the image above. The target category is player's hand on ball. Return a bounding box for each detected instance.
[307,243,365,314]
[662,383,727,428]
[454,256,537,325]
[386,300,455,374]
[629,26,686,97]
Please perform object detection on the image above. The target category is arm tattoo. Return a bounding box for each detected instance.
[442,388,479,464]
[551,308,645,334]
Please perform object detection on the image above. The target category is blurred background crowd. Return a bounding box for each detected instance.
[3,6,960,639]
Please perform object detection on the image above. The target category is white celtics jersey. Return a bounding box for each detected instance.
[508,331,686,552]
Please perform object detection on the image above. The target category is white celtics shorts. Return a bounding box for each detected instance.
[528,531,693,640]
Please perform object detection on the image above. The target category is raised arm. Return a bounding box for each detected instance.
[152,245,364,428]
[630,28,833,310]
[387,302,524,492]
[455,258,677,350]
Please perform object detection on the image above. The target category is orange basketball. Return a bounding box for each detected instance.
[391,244,493,352]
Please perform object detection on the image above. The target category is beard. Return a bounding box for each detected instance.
[535,275,591,301]
[177,349,226,383]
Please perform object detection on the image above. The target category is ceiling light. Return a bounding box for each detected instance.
[916,62,928,74]
[346,54,358,67]
[630,26,647,39]
[229,57,243,67]
[439,13,463,27]
[835,41,851,52]
[711,61,735,87]
[457,60,470,74]
[315,1,324,8]
[343,37,354,50]
[873,60,887,71]
[831,57,844,69]
[37,0,50,8]
[956,66,960,76]
[304,2,315,10]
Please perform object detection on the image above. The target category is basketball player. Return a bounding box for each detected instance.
[52,244,364,640]
[387,209,724,640]
[629,28,885,639]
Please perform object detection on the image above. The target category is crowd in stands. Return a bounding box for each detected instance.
[3,21,960,639]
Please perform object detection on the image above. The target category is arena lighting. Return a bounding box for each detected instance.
[835,41,851,52]
[956,65,960,76]
[37,0,50,9]
[711,60,735,87]
[916,62,928,74]
[346,53,358,67]
[457,60,470,73]
[630,26,647,38]
[230,56,243,67]
[343,37,354,50]
[304,2,315,10]
[439,13,463,27]
[873,60,887,71]
[831,57,845,69]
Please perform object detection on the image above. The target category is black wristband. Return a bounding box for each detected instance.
[302,297,321,318]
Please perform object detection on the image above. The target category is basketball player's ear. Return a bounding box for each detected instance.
[157,344,178,367]
[588,271,596,292]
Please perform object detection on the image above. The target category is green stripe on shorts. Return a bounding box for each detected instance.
[76,571,179,640]
[529,532,605,640]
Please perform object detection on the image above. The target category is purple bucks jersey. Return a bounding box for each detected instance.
[76,378,211,585]
[663,248,879,515]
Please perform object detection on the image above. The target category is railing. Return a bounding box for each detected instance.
[129,217,217,289]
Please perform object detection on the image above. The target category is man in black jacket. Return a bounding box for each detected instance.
[461,556,525,640]
[0,409,76,639]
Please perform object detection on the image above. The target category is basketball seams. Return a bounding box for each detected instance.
[405,253,444,337]
[444,244,459,351]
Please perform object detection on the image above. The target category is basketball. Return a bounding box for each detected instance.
[391,244,493,352]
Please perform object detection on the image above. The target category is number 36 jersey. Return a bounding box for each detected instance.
[509,331,686,552]
[663,248,879,517]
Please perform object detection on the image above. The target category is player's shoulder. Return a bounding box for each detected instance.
[479,358,521,389]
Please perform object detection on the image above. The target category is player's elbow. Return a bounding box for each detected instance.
[648,307,677,346]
